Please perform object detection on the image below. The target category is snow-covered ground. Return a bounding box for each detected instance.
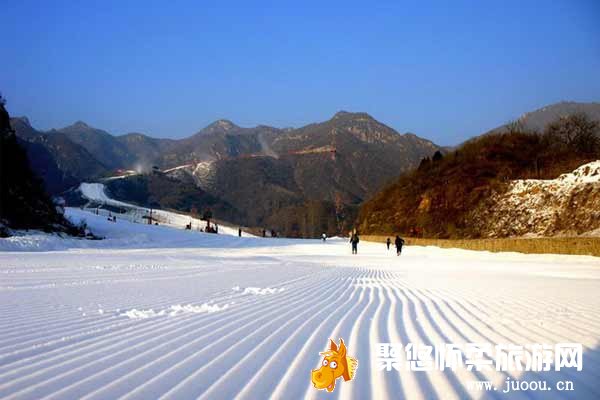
[1,211,600,399]
[78,182,244,237]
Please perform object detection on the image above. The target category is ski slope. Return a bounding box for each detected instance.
[1,211,600,399]
[78,182,243,236]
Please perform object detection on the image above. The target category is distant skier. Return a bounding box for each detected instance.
[238,228,242,237]
[322,233,327,242]
[395,235,405,256]
[386,237,391,250]
[350,233,359,254]
[262,229,266,237]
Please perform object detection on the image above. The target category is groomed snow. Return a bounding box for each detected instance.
[1,210,600,399]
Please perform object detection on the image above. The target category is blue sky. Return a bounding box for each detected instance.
[1,0,599,145]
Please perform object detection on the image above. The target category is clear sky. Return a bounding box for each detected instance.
[1,0,599,145]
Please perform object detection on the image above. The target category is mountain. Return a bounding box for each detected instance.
[11,111,442,236]
[488,101,600,134]
[157,111,441,236]
[270,111,440,199]
[0,102,87,237]
[59,121,178,171]
[180,111,439,198]
[160,120,282,166]
[10,118,107,193]
[56,121,135,170]
[356,110,600,238]
[116,132,176,170]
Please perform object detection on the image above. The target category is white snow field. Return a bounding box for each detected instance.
[1,210,600,399]
[77,182,245,237]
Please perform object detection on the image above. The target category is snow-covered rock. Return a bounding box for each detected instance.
[471,160,600,237]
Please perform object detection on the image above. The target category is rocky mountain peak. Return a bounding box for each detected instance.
[332,110,374,121]
[72,120,91,129]
[192,119,240,137]
[210,119,237,130]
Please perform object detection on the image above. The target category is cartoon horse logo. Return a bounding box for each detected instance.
[311,338,358,392]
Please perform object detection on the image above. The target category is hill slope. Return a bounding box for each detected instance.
[469,161,600,237]
[357,113,600,238]
[488,101,600,134]
[0,102,86,236]
[10,118,107,193]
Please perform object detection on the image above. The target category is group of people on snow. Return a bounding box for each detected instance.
[388,235,405,255]
[261,229,277,238]
[346,230,405,256]
[204,223,218,233]
[184,221,219,233]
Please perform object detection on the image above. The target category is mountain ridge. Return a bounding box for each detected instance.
[11,101,600,237]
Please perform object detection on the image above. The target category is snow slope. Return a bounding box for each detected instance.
[1,213,600,399]
[0,209,250,252]
[79,183,132,208]
[78,182,243,237]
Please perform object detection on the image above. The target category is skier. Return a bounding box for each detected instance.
[238,228,242,237]
[322,233,327,242]
[350,232,359,254]
[386,237,391,250]
[395,235,405,256]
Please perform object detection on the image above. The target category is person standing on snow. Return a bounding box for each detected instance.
[322,233,327,242]
[350,232,359,254]
[395,235,405,256]
[386,237,391,250]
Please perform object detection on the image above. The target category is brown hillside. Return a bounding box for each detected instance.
[356,114,600,238]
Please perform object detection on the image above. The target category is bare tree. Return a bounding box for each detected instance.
[544,113,600,154]
[505,119,525,134]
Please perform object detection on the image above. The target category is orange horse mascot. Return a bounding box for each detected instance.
[311,338,358,392]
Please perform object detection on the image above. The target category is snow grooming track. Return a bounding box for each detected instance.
[0,271,338,399]
[1,210,600,399]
